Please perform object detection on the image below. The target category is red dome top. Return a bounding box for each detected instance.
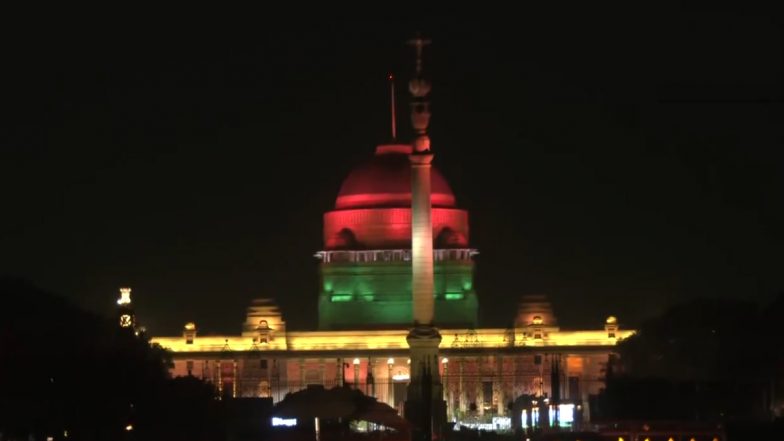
[335,144,456,210]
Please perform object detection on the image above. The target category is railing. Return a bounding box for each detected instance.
[315,248,478,264]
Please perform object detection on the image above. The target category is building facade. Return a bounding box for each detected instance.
[148,138,632,427]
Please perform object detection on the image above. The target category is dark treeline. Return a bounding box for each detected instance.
[0,278,224,441]
[594,294,784,431]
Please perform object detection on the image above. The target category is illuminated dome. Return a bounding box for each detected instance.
[335,144,456,209]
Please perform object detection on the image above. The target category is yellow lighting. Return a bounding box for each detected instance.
[387,357,394,365]
[117,287,132,305]
[125,424,133,431]
[668,438,675,441]
[617,438,624,441]
[532,316,543,325]
[119,314,132,328]
[353,358,360,365]
[151,327,635,353]
[606,315,617,324]
[643,438,650,441]
[184,322,196,331]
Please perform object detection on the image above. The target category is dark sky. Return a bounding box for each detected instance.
[2,12,782,335]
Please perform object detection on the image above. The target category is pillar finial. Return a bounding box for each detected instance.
[408,33,432,153]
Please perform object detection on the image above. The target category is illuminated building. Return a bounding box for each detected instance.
[145,38,635,430]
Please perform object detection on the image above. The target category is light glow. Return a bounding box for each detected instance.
[558,404,574,427]
[330,294,352,302]
[125,424,133,431]
[272,417,297,427]
[117,287,132,305]
[392,373,409,381]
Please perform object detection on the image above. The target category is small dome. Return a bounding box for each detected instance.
[606,316,617,324]
[335,144,456,210]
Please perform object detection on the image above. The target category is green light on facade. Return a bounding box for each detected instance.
[445,293,464,300]
[330,294,353,302]
[362,294,374,301]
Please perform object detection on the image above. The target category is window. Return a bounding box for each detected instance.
[260,359,268,369]
[186,361,194,375]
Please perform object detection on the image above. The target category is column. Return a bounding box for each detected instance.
[496,355,504,415]
[442,357,450,421]
[299,358,306,391]
[458,357,466,414]
[387,358,395,407]
[319,359,326,386]
[353,358,360,388]
[367,357,375,397]
[232,360,238,398]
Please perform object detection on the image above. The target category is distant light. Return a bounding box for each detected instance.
[272,417,297,427]
[442,357,448,364]
[117,287,132,305]
[606,315,617,324]
[558,404,574,427]
[406,358,410,364]
[532,316,543,325]
[387,357,394,365]
[618,437,625,441]
[125,424,133,431]
[353,358,360,365]
[184,322,196,331]
[392,373,410,381]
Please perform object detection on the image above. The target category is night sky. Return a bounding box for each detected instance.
[2,12,782,335]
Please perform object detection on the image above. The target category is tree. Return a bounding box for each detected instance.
[0,278,222,440]
[595,296,784,422]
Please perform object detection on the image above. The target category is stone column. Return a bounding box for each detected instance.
[387,359,395,407]
[319,359,326,386]
[458,358,467,414]
[496,355,504,415]
[442,357,450,421]
[217,360,223,398]
[299,358,306,390]
[353,358,360,388]
[367,357,375,397]
[232,360,238,398]
[410,151,435,325]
